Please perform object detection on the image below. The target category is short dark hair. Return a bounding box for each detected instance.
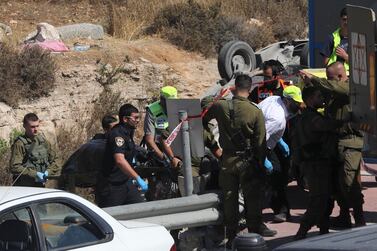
[302,86,320,103]
[101,115,117,130]
[340,7,347,17]
[23,113,39,125]
[262,60,284,76]
[235,74,252,90]
[118,104,138,120]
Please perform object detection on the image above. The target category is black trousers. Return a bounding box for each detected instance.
[299,160,333,231]
[97,180,145,208]
[268,148,290,215]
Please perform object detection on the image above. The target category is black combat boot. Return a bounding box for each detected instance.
[353,205,366,227]
[294,224,310,240]
[330,209,352,229]
[273,211,291,223]
[249,223,277,237]
[319,228,329,235]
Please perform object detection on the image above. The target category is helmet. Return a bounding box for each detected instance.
[283,85,303,103]
[160,86,178,99]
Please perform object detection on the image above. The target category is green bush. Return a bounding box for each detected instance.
[0,44,57,107]
[9,129,23,145]
[0,133,16,186]
[0,138,8,158]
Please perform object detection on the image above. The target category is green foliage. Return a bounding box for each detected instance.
[0,138,8,158]
[9,129,23,145]
[95,57,131,87]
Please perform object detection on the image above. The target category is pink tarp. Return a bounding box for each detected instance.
[31,40,69,52]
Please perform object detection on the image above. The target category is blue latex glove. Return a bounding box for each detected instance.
[136,176,148,192]
[277,138,290,157]
[43,171,49,180]
[36,172,45,183]
[264,158,273,173]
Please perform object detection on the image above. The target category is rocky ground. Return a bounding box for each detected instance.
[0,1,219,144]
[0,36,218,143]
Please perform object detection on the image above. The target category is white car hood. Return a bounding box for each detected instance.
[119,220,160,229]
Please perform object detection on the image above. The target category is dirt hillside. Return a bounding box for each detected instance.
[0,1,219,146]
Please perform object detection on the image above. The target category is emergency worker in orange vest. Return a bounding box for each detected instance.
[249,60,288,104]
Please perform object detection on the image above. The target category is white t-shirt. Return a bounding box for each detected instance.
[258,96,289,149]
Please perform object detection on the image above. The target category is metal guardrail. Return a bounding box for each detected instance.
[103,193,222,230]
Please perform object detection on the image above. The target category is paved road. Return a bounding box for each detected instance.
[263,175,377,250]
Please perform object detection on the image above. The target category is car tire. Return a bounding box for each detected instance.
[300,42,310,68]
[218,41,256,81]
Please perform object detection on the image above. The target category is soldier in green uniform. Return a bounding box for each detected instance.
[10,113,61,187]
[300,62,365,228]
[191,127,221,177]
[204,74,277,247]
[294,86,343,239]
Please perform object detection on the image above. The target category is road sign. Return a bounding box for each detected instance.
[351,32,367,86]
[166,99,204,159]
[348,5,377,134]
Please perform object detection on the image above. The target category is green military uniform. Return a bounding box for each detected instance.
[295,107,342,238]
[204,95,267,238]
[310,77,365,223]
[10,134,61,187]
[191,128,219,177]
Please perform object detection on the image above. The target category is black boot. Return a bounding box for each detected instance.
[294,224,310,240]
[353,205,366,227]
[249,224,277,237]
[330,209,352,229]
[319,228,329,235]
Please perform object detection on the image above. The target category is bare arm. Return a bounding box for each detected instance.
[114,153,139,179]
[145,134,164,159]
[324,57,330,66]
[160,139,181,168]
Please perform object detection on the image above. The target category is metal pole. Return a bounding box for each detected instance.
[179,110,193,196]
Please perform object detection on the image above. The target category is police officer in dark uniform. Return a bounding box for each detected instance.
[294,86,343,239]
[204,74,277,247]
[97,104,148,207]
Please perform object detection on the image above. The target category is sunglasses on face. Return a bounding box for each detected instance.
[127,116,140,121]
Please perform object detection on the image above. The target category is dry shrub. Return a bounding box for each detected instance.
[0,44,23,107]
[57,88,122,163]
[147,0,306,56]
[0,44,57,107]
[19,46,57,98]
[0,148,12,186]
[0,129,23,186]
[85,88,122,139]
[56,123,87,164]
[88,0,307,54]
[148,1,257,56]
[217,0,308,41]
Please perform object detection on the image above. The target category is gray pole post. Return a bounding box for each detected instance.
[179,110,193,196]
